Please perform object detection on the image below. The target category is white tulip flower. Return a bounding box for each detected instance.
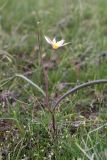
[44,36,70,49]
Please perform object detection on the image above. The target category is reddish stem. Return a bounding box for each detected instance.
[37,32,50,111]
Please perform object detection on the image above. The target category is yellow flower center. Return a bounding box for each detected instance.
[52,43,59,49]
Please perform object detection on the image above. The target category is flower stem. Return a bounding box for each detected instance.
[51,112,58,142]
[37,32,50,111]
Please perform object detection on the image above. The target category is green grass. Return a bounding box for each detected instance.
[0,0,107,159]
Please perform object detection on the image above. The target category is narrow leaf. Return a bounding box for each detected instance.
[15,74,45,96]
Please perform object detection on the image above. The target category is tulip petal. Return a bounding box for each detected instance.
[57,39,65,46]
[44,36,52,44]
[53,37,56,44]
[61,42,71,46]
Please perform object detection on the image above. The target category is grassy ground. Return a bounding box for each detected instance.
[1,0,107,159]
